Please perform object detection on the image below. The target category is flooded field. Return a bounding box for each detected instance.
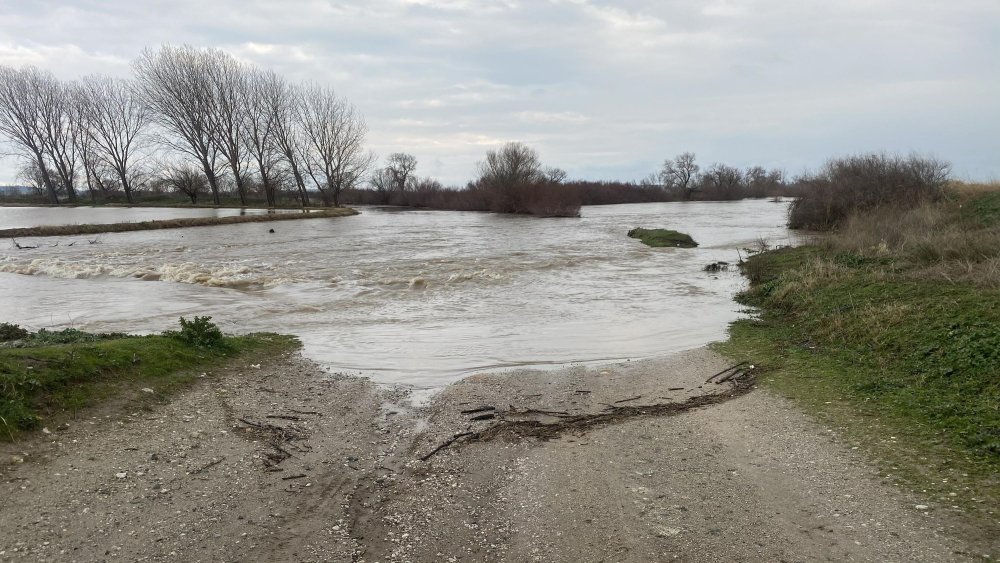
[0,200,797,388]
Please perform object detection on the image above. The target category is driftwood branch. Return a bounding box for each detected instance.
[421,371,757,462]
[460,406,496,415]
[420,432,475,461]
[189,457,225,475]
[705,361,748,383]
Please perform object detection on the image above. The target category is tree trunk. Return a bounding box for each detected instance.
[34,152,60,205]
[119,170,134,205]
[200,158,221,205]
[232,166,247,206]
[289,162,309,207]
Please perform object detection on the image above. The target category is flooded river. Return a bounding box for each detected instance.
[0,201,796,388]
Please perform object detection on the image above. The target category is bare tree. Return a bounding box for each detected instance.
[473,142,568,216]
[478,141,545,188]
[202,49,251,206]
[272,81,310,207]
[133,45,223,204]
[73,107,104,204]
[298,84,374,207]
[77,76,150,204]
[700,163,744,200]
[0,65,61,203]
[386,153,418,193]
[369,166,394,204]
[544,166,568,184]
[159,162,207,204]
[16,161,50,200]
[41,78,81,203]
[660,152,700,200]
[241,68,286,207]
[744,165,785,197]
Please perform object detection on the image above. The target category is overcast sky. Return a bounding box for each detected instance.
[0,0,998,185]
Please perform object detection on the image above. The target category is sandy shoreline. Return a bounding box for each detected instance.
[0,348,989,561]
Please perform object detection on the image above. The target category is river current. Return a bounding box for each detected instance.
[0,200,796,388]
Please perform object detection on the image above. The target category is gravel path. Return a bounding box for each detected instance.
[1,347,992,562]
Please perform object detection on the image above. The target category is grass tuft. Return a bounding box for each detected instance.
[0,320,298,439]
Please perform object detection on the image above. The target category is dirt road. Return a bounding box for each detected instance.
[1,348,992,561]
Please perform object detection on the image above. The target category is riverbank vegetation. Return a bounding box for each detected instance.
[0,318,297,440]
[717,154,1000,529]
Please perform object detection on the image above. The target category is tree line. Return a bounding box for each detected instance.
[345,149,794,213]
[0,44,794,214]
[0,45,371,207]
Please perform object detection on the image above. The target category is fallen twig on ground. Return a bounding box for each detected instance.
[189,457,225,475]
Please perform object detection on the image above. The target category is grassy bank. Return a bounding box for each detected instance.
[0,207,358,238]
[715,189,1000,535]
[0,319,299,440]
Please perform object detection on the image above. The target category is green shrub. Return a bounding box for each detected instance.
[175,316,226,348]
[0,323,28,342]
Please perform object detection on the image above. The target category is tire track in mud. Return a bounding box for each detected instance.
[345,375,757,562]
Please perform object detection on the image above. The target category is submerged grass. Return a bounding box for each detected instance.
[715,191,1000,538]
[627,227,698,248]
[0,207,358,238]
[0,323,298,440]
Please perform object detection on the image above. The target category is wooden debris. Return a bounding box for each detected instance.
[613,395,642,404]
[190,457,225,475]
[460,406,496,415]
[419,372,757,462]
[420,432,475,461]
[705,361,749,383]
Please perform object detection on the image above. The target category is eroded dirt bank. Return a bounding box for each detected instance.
[0,349,989,562]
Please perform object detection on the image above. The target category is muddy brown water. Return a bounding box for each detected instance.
[0,200,797,388]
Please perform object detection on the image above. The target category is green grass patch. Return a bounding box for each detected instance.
[0,320,298,440]
[960,191,1000,226]
[715,235,1000,535]
[627,227,698,248]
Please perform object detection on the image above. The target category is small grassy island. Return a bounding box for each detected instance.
[627,227,699,248]
[0,318,298,439]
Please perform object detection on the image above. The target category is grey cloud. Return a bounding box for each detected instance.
[0,0,997,185]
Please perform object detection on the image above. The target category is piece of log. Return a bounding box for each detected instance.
[189,457,225,475]
[420,431,475,461]
[613,395,642,404]
[705,361,749,383]
[460,406,496,415]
